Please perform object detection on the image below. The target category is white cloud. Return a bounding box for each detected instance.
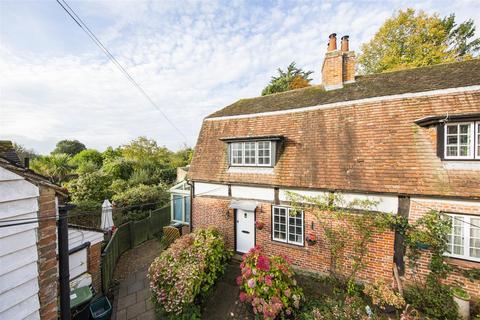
[0,0,478,154]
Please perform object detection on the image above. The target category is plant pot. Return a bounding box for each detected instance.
[453,295,470,320]
[306,239,317,246]
[255,222,264,230]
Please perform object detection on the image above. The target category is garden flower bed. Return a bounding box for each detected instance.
[148,228,231,319]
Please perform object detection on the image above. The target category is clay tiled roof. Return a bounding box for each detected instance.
[190,61,480,199]
[0,140,22,166]
[208,59,480,118]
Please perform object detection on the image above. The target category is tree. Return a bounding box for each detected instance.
[70,149,104,174]
[52,139,86,156]
[358,9,480,74]
[12,142,37,164]
[261,62,313,96]
[30,153,73,183]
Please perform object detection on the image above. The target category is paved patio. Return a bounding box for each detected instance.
[111,266,154,320]
[110,240,252,320]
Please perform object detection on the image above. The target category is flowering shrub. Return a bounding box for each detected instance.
[303,296,371,320]
[148,228,231,316]
[363,279,405,310]
[237,246,303,319]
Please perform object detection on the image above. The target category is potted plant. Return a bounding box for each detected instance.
[305,233,317,246]
[255,221,264,230]
[363,279,405,313]
[452,286,470,320]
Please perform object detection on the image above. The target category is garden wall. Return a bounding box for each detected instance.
[405,198,480,298]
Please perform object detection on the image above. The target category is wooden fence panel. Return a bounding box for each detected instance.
[101,206,171,293]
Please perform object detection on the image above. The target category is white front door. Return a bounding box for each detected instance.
[236,209,255,253]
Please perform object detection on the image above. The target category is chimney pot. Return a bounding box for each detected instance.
[327,33,337,51]
[341,35,349,52]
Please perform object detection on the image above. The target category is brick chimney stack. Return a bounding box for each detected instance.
[321,33,356,90]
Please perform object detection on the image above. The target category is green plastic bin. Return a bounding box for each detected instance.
[70,286,93,320]
[89,296,112,320]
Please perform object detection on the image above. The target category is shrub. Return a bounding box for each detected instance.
[363,279,405,310]
[112,183,169,211]
[299,296,371,320]
[404,281,458,320]
[238,246,303,319]
[66,171,113,203]
[148,228,231,317]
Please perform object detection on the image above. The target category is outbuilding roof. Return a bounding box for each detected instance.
[208,59,480,118]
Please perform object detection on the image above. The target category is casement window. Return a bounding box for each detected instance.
[272,206,304,246]
[444,121,480,160]
[229,141,273,167]
[445,213,480,262]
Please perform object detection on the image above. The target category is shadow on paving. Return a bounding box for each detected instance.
[202,261,253,320]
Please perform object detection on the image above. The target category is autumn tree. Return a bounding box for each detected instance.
[358,9,480,74]
[261,62,313,96]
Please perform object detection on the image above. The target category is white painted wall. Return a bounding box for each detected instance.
[194,182,229,197]
[336,192,398,214]
[279,188,329,202]
[68,228,104,250]
[231,185,274,201]
[0,166,41,320]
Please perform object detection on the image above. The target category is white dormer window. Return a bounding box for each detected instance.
[229,141,273,167]
[444,122,480,160]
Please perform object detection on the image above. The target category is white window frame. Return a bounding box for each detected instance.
[476,122,480,159]
[170,181,191,225]
[272,206,304,246]
[229,141,273,167]
[445,213,480,262]
[444,122,476,160]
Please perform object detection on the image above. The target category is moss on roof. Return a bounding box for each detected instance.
[208,59,480,118]
[0,140,22,166]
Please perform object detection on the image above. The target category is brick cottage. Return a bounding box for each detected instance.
[188,34,480,297]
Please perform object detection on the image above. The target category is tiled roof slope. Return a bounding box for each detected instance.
[208,59,480,118]
[190,65,480,199]
[0,140,22,166]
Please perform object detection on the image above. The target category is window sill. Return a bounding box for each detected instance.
[442,161,480,170]
[228,167,274,174]
[271,239,305,250]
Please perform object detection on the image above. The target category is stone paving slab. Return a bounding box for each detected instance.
[112,266,154,320]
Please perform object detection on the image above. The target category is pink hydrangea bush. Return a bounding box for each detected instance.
[148,228,231,315]
[237,246,303,319]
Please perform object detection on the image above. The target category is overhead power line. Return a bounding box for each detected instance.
[55,0,189,143]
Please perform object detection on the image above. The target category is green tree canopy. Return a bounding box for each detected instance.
[261,62,313,96]
[358,9,480,74]
[30,153,72,183]
[52,139,86,156]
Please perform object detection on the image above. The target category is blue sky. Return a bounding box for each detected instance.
[1,0,478,154]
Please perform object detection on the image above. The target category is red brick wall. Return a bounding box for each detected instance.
[405,198,480,298]
[192,196,234,249]
[88,242,102,294]
[37,186,58,320]
[193,196,394,283]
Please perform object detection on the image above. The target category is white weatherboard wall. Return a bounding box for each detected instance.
[0,167,41,320]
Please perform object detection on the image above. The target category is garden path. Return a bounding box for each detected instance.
[202,261,253,320]
[111,239,162,320]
